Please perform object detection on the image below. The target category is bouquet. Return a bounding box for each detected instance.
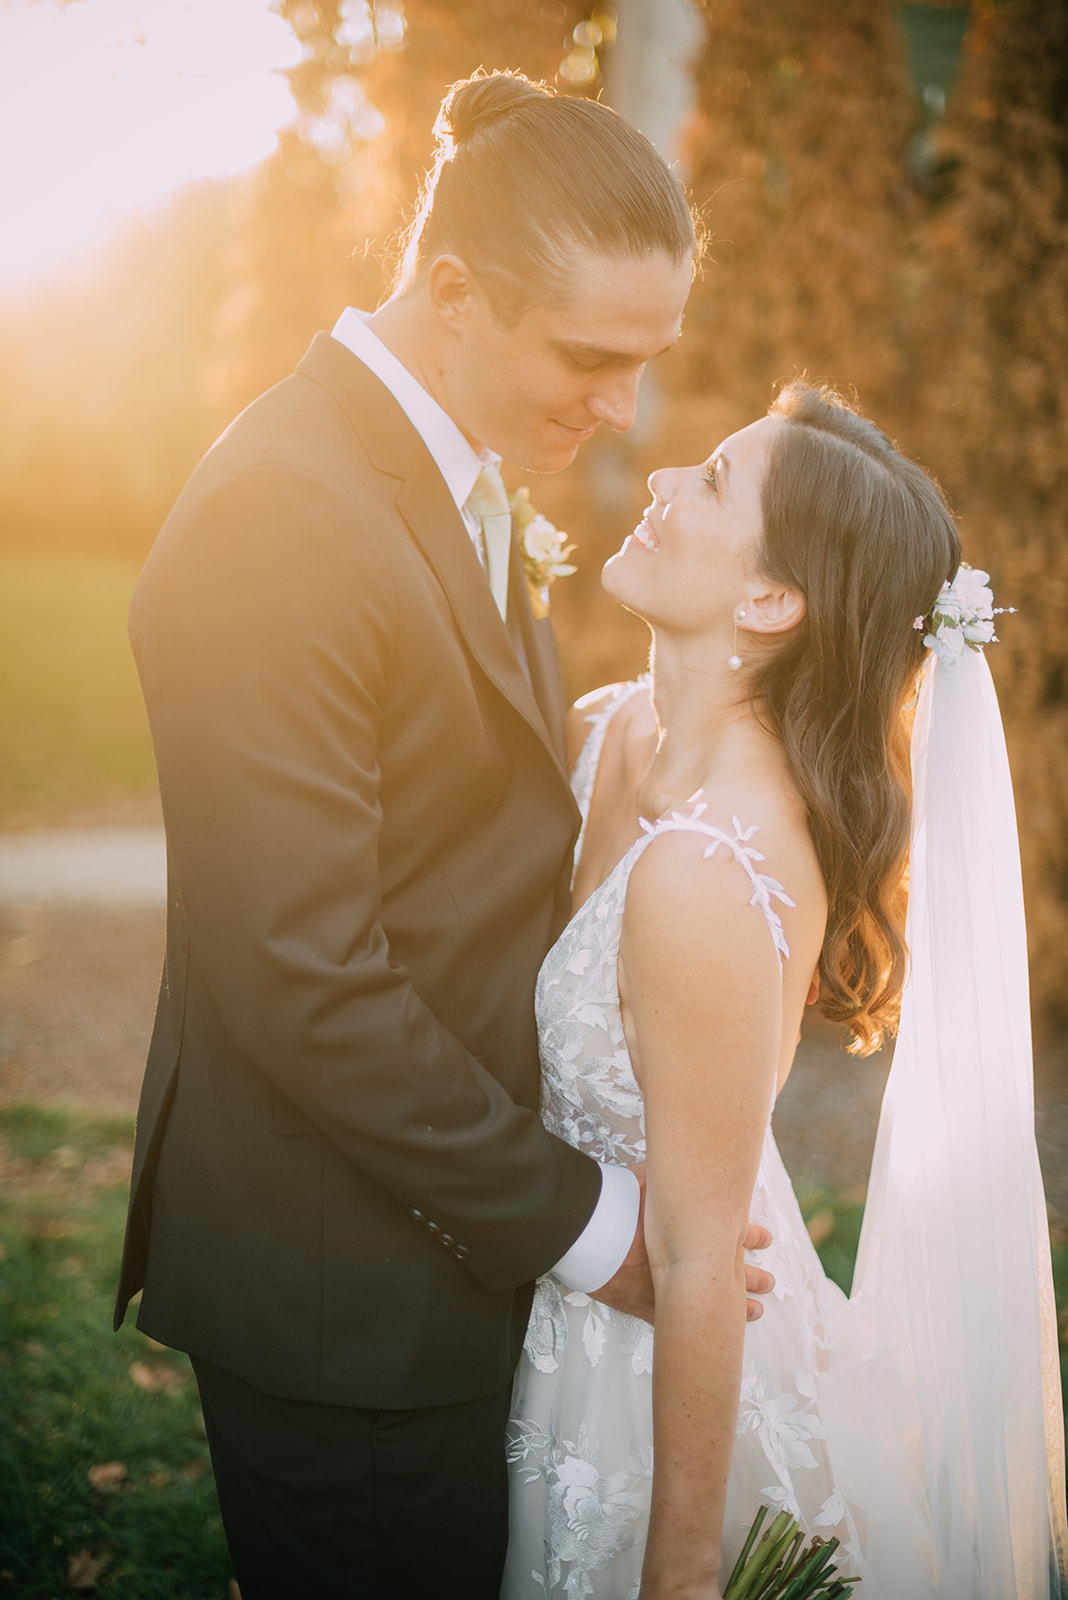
[722,1506,860,1599]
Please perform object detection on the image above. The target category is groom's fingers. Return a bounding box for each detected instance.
[744,1262,775,1294]
[743,1241,776,1320]
[743,1222,772,1253]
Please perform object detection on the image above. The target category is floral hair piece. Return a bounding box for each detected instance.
[912,564,1015,672]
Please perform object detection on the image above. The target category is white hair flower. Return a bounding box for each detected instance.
[920,565,1013,672]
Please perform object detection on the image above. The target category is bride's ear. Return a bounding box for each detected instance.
[740,582,806,637]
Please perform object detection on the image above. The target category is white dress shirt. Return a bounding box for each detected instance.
[330,309,640,1294]
[331,307,490,559]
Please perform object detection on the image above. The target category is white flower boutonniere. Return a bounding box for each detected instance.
[511,488,576,620]
[913,564,1015,672]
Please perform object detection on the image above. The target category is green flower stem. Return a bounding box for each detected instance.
[723,1508,860,1600]
[724,1504,770,1594]
[778,1537,839,1599]
[750,1528,811,1600]
[725,1512,798,1598]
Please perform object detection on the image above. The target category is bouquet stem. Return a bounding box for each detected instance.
[723,1506,860,1598]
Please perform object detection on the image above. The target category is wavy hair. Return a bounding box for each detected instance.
[755,382,962,1053]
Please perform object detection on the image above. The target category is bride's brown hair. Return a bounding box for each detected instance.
[754,382,962,1053]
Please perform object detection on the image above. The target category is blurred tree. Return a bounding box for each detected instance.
[204,0,403,419]
[911,0,1068,1030]
[0,185,229,559]
[369,0,590,191]
[206,0,590,420]
[674,0,916,451]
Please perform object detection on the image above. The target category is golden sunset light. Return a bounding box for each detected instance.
[0,0,302,286]
[0,4,1065,1593]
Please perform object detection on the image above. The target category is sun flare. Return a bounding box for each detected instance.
[0,0,303,288]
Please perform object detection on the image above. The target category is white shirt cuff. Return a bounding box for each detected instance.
[551,1163,641,1293]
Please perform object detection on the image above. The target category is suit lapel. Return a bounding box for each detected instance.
[297,333,573,790]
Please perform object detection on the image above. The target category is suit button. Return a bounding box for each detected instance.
[454,1245,470,1261]
[440,1233,455,1248]
[410,1210,426,1224]
[427,1221,441,1235]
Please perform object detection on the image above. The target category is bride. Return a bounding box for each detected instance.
[502,382,1067,1598]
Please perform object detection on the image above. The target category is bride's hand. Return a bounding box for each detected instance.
[589,1166,776,1324]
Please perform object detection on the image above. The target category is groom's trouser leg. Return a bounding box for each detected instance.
[191,1355,511,1600]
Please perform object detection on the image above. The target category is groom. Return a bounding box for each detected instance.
[115,71,770,1598]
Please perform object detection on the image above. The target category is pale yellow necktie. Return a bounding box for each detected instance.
[467,462,511,622]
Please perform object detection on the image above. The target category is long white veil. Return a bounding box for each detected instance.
[850,643,1067,1597]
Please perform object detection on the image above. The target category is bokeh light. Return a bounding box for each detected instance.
[557,5,616,90]
[0,0,304,287]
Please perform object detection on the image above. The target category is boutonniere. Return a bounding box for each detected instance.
[511,488,576,620]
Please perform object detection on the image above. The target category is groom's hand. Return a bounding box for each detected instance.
[742,1222,775,1318]
[588,1163,655,1323]
[587,1166,776,1325]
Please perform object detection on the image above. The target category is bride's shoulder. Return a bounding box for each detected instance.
[626,778,826,957]
[566,678,654,771]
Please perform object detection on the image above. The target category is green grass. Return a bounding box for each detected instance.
[795,1181,868,1296]
[0,1105,233,1598]
[0,554,157,823]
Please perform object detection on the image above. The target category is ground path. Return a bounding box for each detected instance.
[2,825,1065,1224]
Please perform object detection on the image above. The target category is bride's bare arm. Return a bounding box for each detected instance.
[619,831,784,1600]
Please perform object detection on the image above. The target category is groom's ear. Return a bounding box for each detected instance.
[740,583,806,637]
[427,255,476,332]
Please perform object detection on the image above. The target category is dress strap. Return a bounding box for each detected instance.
[570,675,651,866]
[632,804,795,972]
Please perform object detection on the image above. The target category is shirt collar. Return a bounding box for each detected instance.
[331,307,499,513]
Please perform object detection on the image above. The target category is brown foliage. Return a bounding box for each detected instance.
[909,0,1068,1029]
[682,0,915,426]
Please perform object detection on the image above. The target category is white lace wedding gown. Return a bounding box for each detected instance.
[502,678,1067,1600]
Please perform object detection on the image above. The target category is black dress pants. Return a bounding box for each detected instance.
[192,1355,512,1600]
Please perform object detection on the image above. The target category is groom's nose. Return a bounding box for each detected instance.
[587,366,643,433]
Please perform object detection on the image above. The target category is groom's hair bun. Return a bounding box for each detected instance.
[392,69,696,327]
[438,71,549,148]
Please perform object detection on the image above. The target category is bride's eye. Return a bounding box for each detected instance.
[703,461,718,491]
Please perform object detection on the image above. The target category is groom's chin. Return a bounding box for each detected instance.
[521,442,582,474]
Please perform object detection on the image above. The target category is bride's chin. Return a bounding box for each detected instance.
[601,545,643,600]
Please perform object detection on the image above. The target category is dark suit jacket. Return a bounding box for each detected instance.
[114,332,602,1408]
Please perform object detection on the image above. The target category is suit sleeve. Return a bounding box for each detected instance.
[132,459,601,1294]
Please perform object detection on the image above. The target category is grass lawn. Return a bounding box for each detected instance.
[1,1107,1065,1596]
[0,1105,233,1599]
[0,555,157,825]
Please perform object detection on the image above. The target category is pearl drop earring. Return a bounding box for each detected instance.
[728,608,745,671]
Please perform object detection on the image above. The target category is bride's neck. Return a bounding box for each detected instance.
[638,636,762,817]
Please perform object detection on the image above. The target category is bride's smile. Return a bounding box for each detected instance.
[603,415,787,650]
